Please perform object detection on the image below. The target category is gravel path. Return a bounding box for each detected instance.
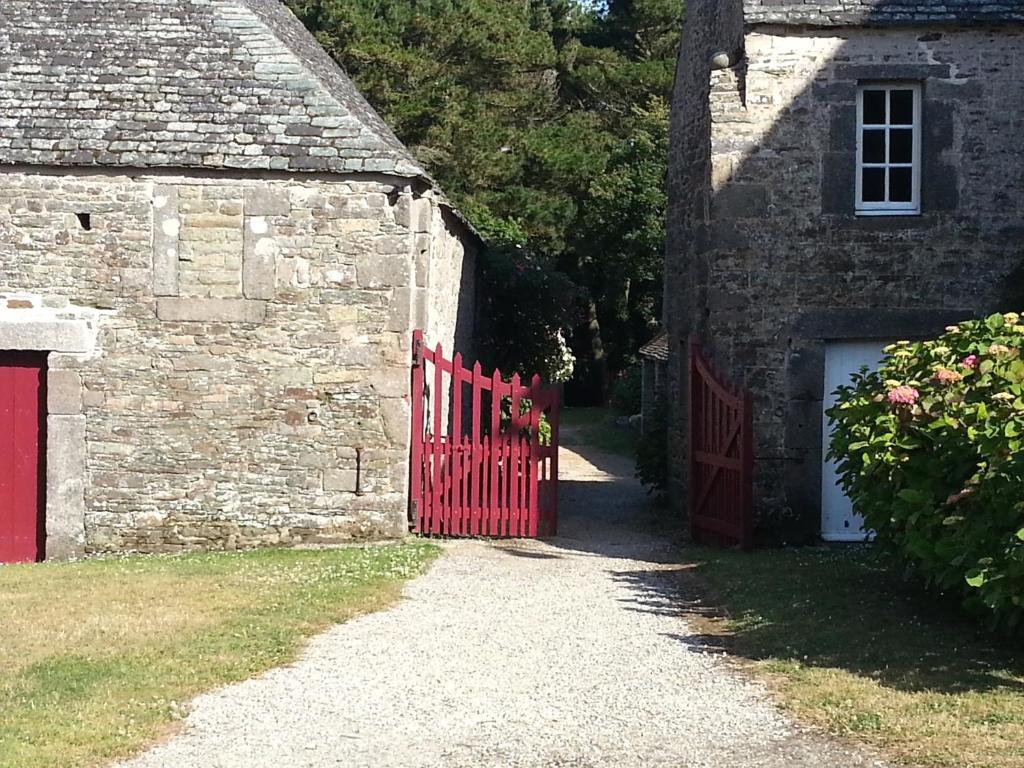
[119,434,888,768]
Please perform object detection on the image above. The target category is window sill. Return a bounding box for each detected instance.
[855,209,921,217]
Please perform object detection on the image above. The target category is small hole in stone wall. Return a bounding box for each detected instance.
[75,213,92,231]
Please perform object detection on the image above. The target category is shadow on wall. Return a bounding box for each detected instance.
[667,0,1024,542]
[449,208,480,363]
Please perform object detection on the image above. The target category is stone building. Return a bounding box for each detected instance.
[665,1,1024,542]
[638,331,668,434]
[0,0,479,561]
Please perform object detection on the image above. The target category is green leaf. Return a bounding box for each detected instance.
[897,488,926,505]
[966,569,986,588]
[1017,528,1024,542]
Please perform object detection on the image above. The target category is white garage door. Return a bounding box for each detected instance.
[821,341,890,542]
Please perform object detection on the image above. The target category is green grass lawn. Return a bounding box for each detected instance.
[0,542,439,768]
[560,407,638,458]
[684,546,1024,768]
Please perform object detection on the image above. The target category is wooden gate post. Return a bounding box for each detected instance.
[410,330,425,533]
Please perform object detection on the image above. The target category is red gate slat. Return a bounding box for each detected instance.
[508,373,521,536]
[489,368,502,535]
[527,375,540,537]
[451,353,463,536]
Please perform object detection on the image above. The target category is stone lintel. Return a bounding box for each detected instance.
[157,297,267,323]
[0,320,93,353]
[790,308,975,341]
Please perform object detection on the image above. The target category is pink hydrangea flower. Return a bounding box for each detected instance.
[962,355,978,369]
[933,368,963,384]
[887,386,920,405]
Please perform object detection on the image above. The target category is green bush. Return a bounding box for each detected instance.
[828,313,1024,628]
[635,397,669,497]
[612,364,643,414]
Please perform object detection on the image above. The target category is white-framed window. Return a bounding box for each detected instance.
[856,83,922,215]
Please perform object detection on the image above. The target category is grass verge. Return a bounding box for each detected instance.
[680,546,1024,768]
[0,542,440,768]
[560,407,638,458]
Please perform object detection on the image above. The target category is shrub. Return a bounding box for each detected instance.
[636,396,669,497]
[828,313,1024,629]
[612,364,643,414]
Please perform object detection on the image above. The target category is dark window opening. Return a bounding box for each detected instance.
[75,213,92,231]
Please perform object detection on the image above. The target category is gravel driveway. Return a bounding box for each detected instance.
[119,436,887,768]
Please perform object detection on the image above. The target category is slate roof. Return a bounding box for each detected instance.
[0,0,427,177]
[639,332,669,362]
[744,0,1024,26]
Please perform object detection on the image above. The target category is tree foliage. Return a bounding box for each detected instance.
[287,0,679,392]
[828,314,1024,629]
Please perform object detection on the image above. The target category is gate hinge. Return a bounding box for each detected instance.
[411,336,424,368]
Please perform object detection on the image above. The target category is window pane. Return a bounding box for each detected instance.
[863,90,886,125]
[889,168,913,202]
[889,129,914,163]
[890,90,915,125]
[863,129,886,163]
[863,168,886,202]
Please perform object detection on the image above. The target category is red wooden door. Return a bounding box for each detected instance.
[0,352,47,563]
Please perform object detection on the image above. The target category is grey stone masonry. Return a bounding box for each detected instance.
[666,5,1024,541]
[744,0,1024,26]
[0,0,425,177]
[0,170,478,556]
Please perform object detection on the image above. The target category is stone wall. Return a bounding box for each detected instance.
[0,168,477,555]
[664,0,745,510]
[666,23,1024,541]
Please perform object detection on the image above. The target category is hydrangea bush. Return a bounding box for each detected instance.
[828,313,1024,628]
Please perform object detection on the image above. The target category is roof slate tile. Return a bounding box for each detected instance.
[744,0,1024,26]
[0,0,427,177]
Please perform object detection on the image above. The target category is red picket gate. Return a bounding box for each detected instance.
[688,337,754,549]
[410,330,559,538]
